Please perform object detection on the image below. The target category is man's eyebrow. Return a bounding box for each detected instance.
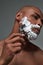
[35,13,43,21]
[34,13,40,18]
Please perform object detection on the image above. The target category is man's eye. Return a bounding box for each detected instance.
[41,19,43,24]
[32,15,38,20]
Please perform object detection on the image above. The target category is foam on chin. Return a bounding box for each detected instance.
[20,17,40,40]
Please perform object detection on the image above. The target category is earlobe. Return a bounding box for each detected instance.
[16,12,23,22]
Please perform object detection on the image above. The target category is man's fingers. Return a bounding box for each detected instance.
[6,36,25,44]
[7,33,25,40]
[7,42,22,47]
[7,43,21,53]
[12,47,21,53]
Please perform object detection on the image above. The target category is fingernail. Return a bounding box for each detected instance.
[22,34,25,36]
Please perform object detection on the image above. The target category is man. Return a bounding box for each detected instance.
[0,5,43,65]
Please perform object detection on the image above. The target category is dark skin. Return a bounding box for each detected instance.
[0,6,43,65]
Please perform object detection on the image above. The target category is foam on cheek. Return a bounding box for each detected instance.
[32,24,40,29]
[20,17,31,26]
[20,16,40,40]
[20,17,40,29]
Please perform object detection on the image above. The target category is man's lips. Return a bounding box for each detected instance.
[32,28,40,34]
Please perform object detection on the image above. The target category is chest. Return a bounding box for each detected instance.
[8,51,43,65]
[10,51,37,65]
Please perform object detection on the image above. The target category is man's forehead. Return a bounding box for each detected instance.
[21,6,42,13]
[22,7,43,19]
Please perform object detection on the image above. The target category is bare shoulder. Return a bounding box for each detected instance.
[34,49,43,65]
[0,40,4,56]
[28,42,43,65]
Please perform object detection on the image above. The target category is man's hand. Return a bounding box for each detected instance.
[0,33,25,65]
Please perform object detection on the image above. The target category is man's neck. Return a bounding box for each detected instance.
[22,39,41,53]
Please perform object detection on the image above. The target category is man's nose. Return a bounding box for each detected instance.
[37,19,42,28]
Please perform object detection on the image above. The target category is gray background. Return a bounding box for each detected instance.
[0,0,43,49]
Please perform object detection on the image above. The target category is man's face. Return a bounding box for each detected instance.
[22,8,43,35]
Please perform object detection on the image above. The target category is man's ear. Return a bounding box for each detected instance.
[16,12,23,22]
